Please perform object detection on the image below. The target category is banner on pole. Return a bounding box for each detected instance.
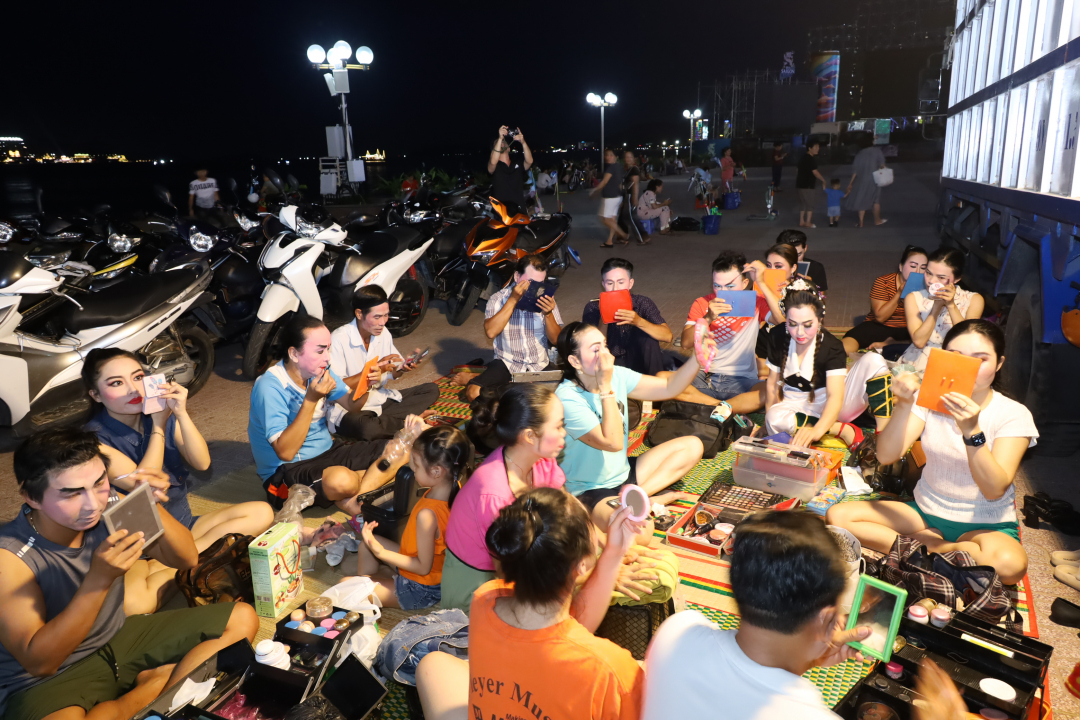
[811,52,840,123]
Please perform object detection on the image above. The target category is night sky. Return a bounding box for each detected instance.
[3,0,853,161]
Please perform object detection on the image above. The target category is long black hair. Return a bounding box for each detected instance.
[485,487,593,607]
[274,315,327,364]
[411,425,475,507]
[943,318,1010,396]
[81,348,144,412]
[469,383,556,449]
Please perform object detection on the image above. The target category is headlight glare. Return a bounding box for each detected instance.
[189,231,214,252]
[107,233,140,253]
[234,211,259,231]
[0,221,14,243]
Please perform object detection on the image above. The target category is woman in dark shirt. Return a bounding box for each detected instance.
[763,290,893,448]
[593,148,628,248]
[83,348,274,614]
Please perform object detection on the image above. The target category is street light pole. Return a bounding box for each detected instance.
[307,41,373,171]
[587,92,618,171]
[683,109,701,165]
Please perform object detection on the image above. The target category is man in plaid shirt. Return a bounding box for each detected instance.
[670,251,778,413]
[465,256,563,401]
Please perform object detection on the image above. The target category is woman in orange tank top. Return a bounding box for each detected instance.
[355,426,474,609]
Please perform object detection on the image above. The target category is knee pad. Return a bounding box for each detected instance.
[866,375,894,419]
[794,412,820,430]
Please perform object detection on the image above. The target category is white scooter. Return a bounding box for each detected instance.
[242,202,434,379]
[0,250,215,440]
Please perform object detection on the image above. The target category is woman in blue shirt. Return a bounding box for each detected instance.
[82,347,275,614]
[554,322,707,538]
[247,315,405,516]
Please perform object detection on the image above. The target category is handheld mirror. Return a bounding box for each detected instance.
[103,482,164,547]
[620,485,650,522]
[845,575,907,662]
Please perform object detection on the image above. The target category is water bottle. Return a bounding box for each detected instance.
[376,422,423,471]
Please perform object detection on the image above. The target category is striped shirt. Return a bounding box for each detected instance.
[485,284,563,373]
[865,273,907,327]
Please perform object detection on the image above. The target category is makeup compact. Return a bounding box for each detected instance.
[599,290,633,324]
[104,482,165,547]
[141,373,168,414]
[619,485,650,522]
[915,348,981,414]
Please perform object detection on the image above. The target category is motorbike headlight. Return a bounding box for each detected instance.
[28,250,71,269]
[234,211,259,231]
[404,208,434,223]
[470,249,498,264]
[295,217,319,237]
[107,233,140,253]
[189,230,215,252]
[0,221,13,243]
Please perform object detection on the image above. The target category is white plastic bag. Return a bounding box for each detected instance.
[872,167,894,187]
[322,577,384,668]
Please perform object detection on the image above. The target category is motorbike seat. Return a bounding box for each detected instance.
[60,269,197,333]
[41,217,74,235]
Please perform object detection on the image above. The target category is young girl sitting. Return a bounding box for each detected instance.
[355,425,473,610]
[763,290,894,448]
[827,320,1035,585]
[900,247,984,371]
[82,348,274,614]
[417,488,646,720]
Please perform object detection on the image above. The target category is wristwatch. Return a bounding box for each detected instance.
[963,431,987,447]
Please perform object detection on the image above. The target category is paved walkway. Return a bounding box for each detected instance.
[0,161,1077,714]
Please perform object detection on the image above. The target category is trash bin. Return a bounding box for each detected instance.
[722,191,741,209]
[701,215,721,235]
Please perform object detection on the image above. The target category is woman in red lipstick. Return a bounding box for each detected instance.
[82,349,274,614]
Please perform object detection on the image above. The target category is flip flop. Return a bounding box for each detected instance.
[875,219,889,226]
[600,243,614,248]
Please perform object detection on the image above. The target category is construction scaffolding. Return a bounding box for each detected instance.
[711,70,818,139]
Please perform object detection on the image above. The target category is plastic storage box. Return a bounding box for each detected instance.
[730,437,842,502]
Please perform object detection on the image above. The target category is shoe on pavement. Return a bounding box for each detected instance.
[1051,549,1080,566]
[1054,564,1080,592]
[1050,597,1080,628]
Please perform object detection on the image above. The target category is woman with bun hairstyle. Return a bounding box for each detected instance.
[418,488,646,720]
[827,320,1035,584]
[900,247,984,371]
[764,289,894,448]
[83,348,274,614]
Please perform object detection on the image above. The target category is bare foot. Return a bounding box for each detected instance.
[449,371,473,387]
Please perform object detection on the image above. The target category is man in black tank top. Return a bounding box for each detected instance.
[0,428,259,720]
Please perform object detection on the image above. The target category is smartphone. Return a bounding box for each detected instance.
[407,347,430,365]
[142,373,168,414]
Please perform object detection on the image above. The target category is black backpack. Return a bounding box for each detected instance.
[669,216,701,232]
[643,400,754,459]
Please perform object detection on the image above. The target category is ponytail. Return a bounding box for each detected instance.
[411,425,476,508]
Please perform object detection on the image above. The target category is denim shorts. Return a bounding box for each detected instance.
[395,572,442,610]
[828,206,841,216]
[691,370,759,401]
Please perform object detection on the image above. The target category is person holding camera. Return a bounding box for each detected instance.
[488,125,533,211]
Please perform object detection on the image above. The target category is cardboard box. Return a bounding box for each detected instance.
[249,522,303,619]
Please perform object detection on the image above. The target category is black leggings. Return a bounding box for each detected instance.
[844,321,911,350]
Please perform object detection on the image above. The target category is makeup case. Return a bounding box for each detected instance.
[730,437,843,501]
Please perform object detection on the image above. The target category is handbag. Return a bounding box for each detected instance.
[643,400,754,459]
[670,216,701,232]
[849,435,924,496]
[878,536,1019,632]
[872,167,894,187]
[177,533,254,607]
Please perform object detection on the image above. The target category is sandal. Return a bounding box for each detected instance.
[600,243,614,248]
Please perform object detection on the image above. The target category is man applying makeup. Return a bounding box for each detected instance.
[0,428,260,720]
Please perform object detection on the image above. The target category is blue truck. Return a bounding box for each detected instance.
[938,0,1080,455]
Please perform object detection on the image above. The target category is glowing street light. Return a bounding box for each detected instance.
[306,40,374,172]
[683,109,701,162]
[587,92,617,169]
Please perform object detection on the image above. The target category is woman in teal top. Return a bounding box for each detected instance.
[555,322,707,534]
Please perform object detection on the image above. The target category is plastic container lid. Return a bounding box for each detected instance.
[978,678,1016,703]
[324,630,340,639]
[907,604,929,618]
[255,639,277,656]
[885,662,902,676]
[930,607,952,624]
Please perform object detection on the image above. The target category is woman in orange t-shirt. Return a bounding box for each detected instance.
[354,426,474,609]
[417,487,646,720]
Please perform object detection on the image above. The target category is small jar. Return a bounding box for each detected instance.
[906,605,930,624]
[884,661,903,680]
[320,618,336,629]
[306,596,333,619]
[255,640,291,670]
[290,609,307,623]
[298,620,316,633]
[345,611,360,624]
[914,598,938,613]
[334,618,350,631]
[930,607,952,628]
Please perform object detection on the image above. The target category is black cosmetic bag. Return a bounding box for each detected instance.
[643,400,753,459]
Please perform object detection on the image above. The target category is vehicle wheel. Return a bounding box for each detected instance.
[1003,277,1039,407]
[387,277,428,337]
[447,280,482,326]
[243,313,293,380]
[178,325,215,396]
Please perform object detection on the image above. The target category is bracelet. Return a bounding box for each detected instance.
[152,429,165,439]
[598,391,616,400]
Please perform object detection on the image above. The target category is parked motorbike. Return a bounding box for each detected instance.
[430,198,576,326]
[0,252,216,439]
[242,190,434,379]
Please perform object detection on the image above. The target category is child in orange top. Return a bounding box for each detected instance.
[356,426,473,609]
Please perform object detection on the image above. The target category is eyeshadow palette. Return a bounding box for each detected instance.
[699,481,785,511]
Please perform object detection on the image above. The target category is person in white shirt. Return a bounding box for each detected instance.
[827,319,1036,585]
[188,168,223,225]
[329,286,439,440]
[642,511,968,720]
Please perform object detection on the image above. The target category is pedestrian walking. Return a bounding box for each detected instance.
[846,134,888,227]
[796,141,826,229]
[593,149,629,248]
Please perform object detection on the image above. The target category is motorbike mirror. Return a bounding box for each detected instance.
[286,174,301,192]
[264,168,285,195]
[153,185,175,209]
[225,177,238,193]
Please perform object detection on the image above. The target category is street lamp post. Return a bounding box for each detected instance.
[587,92,617,170]
[307,41,373,166]
[682,109,701,164]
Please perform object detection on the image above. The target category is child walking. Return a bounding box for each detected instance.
[825,178,847,228]
[356,425,474,609]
